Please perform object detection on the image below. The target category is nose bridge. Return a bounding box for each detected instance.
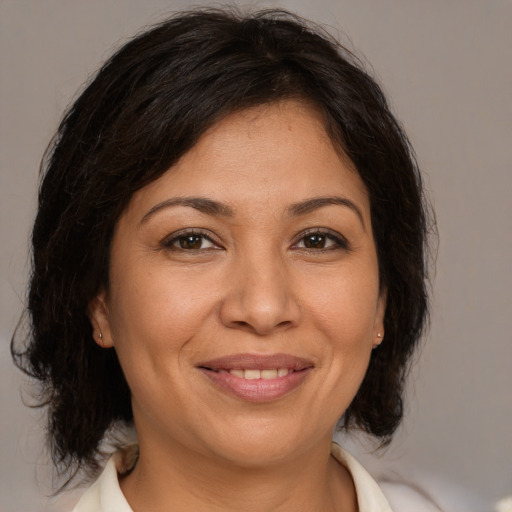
[220,243,300,334]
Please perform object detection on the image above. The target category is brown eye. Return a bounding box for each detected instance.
[178,235,204,250]
[294,230,349,251]
[303,233,327,249]
[163,232,217,251]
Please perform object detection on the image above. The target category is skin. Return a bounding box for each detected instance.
[90,100,386,512]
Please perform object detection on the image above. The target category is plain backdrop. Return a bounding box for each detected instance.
[1,1,511,511]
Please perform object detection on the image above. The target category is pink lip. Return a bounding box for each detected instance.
[197,353,314,403]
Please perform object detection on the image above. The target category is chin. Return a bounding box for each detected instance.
[199,415,327,468]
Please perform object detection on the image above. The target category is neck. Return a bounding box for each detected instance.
[120,436,357,512]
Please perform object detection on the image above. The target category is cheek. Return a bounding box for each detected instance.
[301,265,379,401]
[306,270,380,346]
[105,268,205,411]
[106,263,215,390]
[109,259,213,340]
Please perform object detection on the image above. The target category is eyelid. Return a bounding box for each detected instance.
[291,228,351,251]
[160,228,222,250]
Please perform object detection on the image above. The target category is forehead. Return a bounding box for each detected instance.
[125,100,370,221]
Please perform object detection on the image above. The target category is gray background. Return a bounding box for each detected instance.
[1,0,511,510]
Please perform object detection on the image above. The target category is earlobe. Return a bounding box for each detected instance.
[88,290,114,348]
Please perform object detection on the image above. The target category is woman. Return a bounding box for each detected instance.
[12,8,430,511]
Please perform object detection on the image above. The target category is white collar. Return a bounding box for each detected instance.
[72,442,393,511]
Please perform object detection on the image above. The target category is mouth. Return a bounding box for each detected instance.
[197,353,314,402]
[210,368,295,379]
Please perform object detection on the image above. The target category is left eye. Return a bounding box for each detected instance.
[164,232,217,251]
[294,231,347,250]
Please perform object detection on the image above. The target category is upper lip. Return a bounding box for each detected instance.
[197,353,314,371]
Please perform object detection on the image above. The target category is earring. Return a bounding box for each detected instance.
[98,331,104,347]
[373,332,383,350]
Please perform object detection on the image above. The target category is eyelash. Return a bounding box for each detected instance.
[292,229,351,252]
[161,230,220,252]
[160,228,350,252]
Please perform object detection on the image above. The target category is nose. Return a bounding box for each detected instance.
[219,250,301,335]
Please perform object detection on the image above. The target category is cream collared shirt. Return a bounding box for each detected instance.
[72,442,393,511]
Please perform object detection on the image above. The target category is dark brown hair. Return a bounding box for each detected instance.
[12,7,432,481]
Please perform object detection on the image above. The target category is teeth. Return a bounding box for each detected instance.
[227,368,290,379]
[244,369,260,380]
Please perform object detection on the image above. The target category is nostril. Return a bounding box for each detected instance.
[232,320,250,328]
[228,318,294,335]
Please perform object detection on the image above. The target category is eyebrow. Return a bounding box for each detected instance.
[287,196,366,230]
[140,195,365,229]
[140,197,234,224]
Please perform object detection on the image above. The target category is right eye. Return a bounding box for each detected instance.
[162,231,219,251]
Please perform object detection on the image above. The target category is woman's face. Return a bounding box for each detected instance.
[91,100,385,466]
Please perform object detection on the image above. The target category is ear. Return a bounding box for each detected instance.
[372,288,387,349]
[88,290,114,348]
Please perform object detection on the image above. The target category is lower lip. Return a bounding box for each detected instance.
[199,368,312,402]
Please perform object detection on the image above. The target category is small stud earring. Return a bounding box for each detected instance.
[373,332,383,350]
[98,331,104,347]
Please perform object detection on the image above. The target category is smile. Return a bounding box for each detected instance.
[215,368,292,379]
[197,353,314,402]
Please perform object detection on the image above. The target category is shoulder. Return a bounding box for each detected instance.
[379,481,442,512]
